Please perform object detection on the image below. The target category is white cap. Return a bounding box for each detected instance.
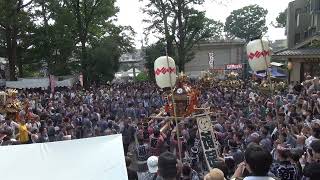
[147,156,158,173]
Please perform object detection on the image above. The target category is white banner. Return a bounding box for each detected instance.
[197,116,220,170]
[208,52,215,69]
[0,134,128,180]
[226,64,243,70]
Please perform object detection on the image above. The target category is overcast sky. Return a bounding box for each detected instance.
[115,0,293,47]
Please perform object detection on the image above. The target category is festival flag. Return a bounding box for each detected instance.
[79,74,84,87]
[49,75,56,94]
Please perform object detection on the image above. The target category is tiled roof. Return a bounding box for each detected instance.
[273,48,320,57]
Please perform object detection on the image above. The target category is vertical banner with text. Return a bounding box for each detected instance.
[79,74,84,87]
[208,52,215,69]
[197,116,220,170]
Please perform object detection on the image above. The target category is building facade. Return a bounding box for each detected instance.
[287,0,320,48]
[185,40,246,77]
[274,0,320,83]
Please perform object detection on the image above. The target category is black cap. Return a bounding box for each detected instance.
[158,152,177,179]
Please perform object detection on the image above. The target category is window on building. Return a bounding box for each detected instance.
[312,0,316,11]
[312,0,320,11]
[295,8,302,27]
[295,33,301,44]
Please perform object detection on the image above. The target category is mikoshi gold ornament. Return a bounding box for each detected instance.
[0,89,22,121]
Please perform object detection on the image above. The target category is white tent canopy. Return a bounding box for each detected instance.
[270,62,284,67]
[126,68,141,73]
[115,68,142,78]
[6,77,75,89]
[56,78,74,87]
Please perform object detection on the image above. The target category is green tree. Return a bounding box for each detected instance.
[142,0,177,57]
[225,4,268,42]
[275,8,287,28]
[16,14,38,77]
[143,0,223,72]
[30,0,77,76]
[88,25,134,84]
[144,41,166,80]
[0,0,33,80]
[135,71,149,82]
[0,0,73,78]
[0,0,133,82]
[64,0,119,87]
[175,8,223,71]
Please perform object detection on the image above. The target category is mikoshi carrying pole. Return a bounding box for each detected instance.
[154,49,182,160]
[260,39,273,97]
[164,46,182,161]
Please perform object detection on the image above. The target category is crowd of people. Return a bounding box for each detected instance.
[0,76,320,180]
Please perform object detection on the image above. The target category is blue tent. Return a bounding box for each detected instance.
[249,67,287,78]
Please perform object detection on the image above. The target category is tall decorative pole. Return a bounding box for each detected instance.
[165,48,182,161]
[260,39,273,97]
[154,50,182,160]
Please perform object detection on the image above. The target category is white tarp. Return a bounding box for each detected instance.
[56,78,74,87]
[126,68,141,77]
[6,77,75,89]
[126,68,141,73]
[6,78,49,89]
[0,134,128,180]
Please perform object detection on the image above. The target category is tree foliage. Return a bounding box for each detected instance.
[0,0,134,84]
[142,0,177,58]
[0,0,34,80]
[144,41,166,80]
[63,0,119,87]
[225,5,268,42]
[26,0,77,76]
[88,25,135,84]
[143,0,223,72]
[135,71,149,82]
[275,8,287,28]
[175,9,223,71]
